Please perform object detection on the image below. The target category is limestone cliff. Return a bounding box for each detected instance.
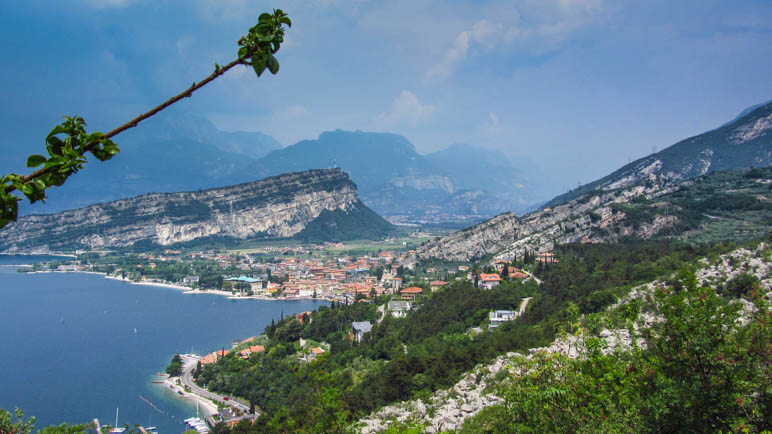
[0,169,387,252]
[416,166,771,263]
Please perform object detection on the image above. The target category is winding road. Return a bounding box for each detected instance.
[179,355,253,415]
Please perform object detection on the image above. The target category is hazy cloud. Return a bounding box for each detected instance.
[488,111,500,127]
[378,90,435,126]
[426,19,520,80]
[425,0,605,81]
[282,104,311,118]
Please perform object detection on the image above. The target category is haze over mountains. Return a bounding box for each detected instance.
[15,113,547,223]
[239,130,547,223]
[417,101,772,262]
[17,113,283,214]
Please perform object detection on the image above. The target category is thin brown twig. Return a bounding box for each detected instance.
[4,57,245,194]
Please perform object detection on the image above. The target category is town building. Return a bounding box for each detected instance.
[351,321,372,342]
[489,310,516,331]
[400,286,422,301]
[387,300,411,318]
[479,273,502,289]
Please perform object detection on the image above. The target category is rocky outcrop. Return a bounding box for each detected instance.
[415,172,680,262]
[0,169,373,252]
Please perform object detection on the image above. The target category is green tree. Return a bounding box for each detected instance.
[210,422,231,434]
[0,10,292,228]
[166,353,183,376]
[0,407,90,434]
[0,408,35,434]
[723,272,760,297]
[642,270,772,432]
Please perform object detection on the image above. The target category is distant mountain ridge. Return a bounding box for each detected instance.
[0,169,396,252]
[239,130,544,221]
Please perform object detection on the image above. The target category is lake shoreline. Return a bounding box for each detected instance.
[15,268,331,302]
[0,269,324,431]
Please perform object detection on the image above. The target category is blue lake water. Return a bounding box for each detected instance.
[0,256,325,433]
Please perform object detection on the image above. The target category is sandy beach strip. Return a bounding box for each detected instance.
[157,374,219,419]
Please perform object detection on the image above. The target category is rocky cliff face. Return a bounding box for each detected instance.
[0,169,364,252]
[416,165,771,263]
[413,178,663,262]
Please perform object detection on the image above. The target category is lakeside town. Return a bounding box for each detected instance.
[20,236,552,303]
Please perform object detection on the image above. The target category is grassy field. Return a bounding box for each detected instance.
[225,236,432,257]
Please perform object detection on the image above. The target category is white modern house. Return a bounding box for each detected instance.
[387,300,411,318]
[489,310,516,331]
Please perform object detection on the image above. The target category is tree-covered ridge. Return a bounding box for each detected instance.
[293,200,399,243]
[602,166,772,243]
[192,235,769,432]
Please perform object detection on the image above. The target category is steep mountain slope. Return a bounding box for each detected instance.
[239,130,539,221]
[416,166,771,263]
[0,169,396,252]
[546,101,772,208]
[416,102,772,262]
[19,113,282,215]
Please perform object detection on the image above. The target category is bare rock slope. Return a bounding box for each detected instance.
[0,168,385,252]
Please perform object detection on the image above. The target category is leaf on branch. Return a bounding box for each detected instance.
[26,155,47,168]
[267,55,279,74]
[239,9,291,77]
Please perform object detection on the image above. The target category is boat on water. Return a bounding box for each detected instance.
[145,415,157,434]
[185,400,211,432]
[108,407,125,433]
[185,418,209,433]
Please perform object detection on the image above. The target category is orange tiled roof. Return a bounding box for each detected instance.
[201,349,230,365]
[480,273,501,282]
[235,336,257,345]
[401,286,422,294]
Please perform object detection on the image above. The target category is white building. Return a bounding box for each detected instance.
[489,310,516,331]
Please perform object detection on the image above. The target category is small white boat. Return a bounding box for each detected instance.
[109,407,125,433]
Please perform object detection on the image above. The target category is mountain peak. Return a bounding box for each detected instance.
[317,129,417,153]
[721,99,772,128]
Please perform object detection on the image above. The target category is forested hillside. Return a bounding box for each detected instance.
[193,236,771,432]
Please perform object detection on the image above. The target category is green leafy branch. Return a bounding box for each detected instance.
[0,9,291,229]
